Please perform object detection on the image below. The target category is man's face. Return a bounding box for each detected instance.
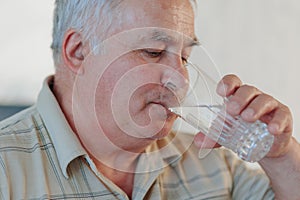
[80,0,196,150]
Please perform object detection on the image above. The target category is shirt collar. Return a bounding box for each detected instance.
[37,76,87,178]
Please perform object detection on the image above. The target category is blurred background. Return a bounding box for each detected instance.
[0,1,54,119]
[0,1,299,140]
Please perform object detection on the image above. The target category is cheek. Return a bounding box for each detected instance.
[94,57,135,104]
[93,63,159,114]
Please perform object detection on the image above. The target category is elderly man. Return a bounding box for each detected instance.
[0,0,299,199]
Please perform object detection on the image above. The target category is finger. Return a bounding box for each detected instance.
[266,106,293,157]
[240,93,278,123]
[268,105,293,135]
[217,74,242,97]
[194,132,221,149]
[226,84,262,116]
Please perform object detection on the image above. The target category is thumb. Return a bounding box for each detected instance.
[194,132,222,149]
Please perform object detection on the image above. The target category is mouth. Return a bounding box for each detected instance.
[143,85,182,117]
[148,101,174,116]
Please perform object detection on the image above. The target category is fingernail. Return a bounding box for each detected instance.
[241,108,255,120]
[269,123,280,134]
[217,83,228,96]
[227,101,240,113]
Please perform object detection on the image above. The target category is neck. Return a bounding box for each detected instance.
[52,72,77,132]
[90,151,139,198]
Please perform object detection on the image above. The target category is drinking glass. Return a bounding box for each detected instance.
[167,46,274,162]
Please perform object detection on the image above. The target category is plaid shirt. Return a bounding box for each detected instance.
[0,76,274,200]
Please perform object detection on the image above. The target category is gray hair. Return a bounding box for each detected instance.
[51,0,123,66]
[51,0,196,67]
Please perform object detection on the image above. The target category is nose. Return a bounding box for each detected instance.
[160,54,189,100]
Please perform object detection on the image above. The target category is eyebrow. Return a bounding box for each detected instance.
[151,30,200,47]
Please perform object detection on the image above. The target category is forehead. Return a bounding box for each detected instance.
[112,27,199,54]
[115,0,195,38]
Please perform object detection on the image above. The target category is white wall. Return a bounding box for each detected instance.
[0,1,54,105]
[0,1,299,140]
[196,0,300,140]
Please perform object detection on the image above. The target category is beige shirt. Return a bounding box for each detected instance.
[0,76,274,200]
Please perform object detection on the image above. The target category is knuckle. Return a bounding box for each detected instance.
[274,106,292,125]
[222,74,242,85]
[281,105,292,120]
[239,84,260,94]
[260,93,278,106]
[224,74,239,80]
[281,104,290,113]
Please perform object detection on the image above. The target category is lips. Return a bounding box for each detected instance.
[144,85,182,114]
[150,101,168,109]
[148,100,177,115]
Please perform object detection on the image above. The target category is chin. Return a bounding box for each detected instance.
[148,117,176,140]
[127,109,177,140]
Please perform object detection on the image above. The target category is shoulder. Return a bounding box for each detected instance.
[0,106,51,151]
[0,106,42,134]
[0,106,56,199]
[0,106,37,131]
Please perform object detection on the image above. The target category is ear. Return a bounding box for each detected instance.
[62,29,85,74]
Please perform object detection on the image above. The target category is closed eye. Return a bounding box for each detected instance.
[140,49,189,65]
[143,49,165,58]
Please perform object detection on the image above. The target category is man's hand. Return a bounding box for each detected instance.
[194,74,299,199]
[194,74,293,157]
[220,74,293,158]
